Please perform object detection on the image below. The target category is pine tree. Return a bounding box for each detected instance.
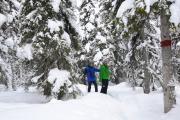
[79,0,118,84]
[113,0,162,91]
[19,0,81,99]
[0,0,20,90]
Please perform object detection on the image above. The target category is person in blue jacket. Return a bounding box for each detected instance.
[84,62,100,92]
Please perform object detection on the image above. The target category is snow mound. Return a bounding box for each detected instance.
[48,68,71,93]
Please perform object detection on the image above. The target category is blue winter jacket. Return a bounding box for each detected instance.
[84,66,100,82]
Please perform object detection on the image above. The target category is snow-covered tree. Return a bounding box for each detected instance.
[114,0,178,113]
[79,0,119,84]
[113,0,163,92]
[18,0,81,99]
[0,0,20,90]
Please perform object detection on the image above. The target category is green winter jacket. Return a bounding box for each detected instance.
[99,64,110,81]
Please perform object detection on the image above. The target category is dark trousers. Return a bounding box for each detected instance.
[88,81,98,92]
[100,79,109,94]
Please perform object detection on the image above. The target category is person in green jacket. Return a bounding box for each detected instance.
[99,61,111,94]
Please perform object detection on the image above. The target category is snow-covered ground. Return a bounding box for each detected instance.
[0,83,180,120]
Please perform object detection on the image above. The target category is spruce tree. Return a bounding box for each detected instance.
[19,0,81,99]
[0,0,20,90]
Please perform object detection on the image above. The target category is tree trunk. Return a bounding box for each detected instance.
[160,3,176,113]
[143,47,150,94]
[140,27,150,94]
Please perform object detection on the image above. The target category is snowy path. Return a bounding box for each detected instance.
[0,88,123,120]
[0,91,48,104]
[108,83,180,120]
[0,85,48,104]
[0,83,180,120]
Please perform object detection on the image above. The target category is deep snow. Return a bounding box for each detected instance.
[0,83,180,120]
